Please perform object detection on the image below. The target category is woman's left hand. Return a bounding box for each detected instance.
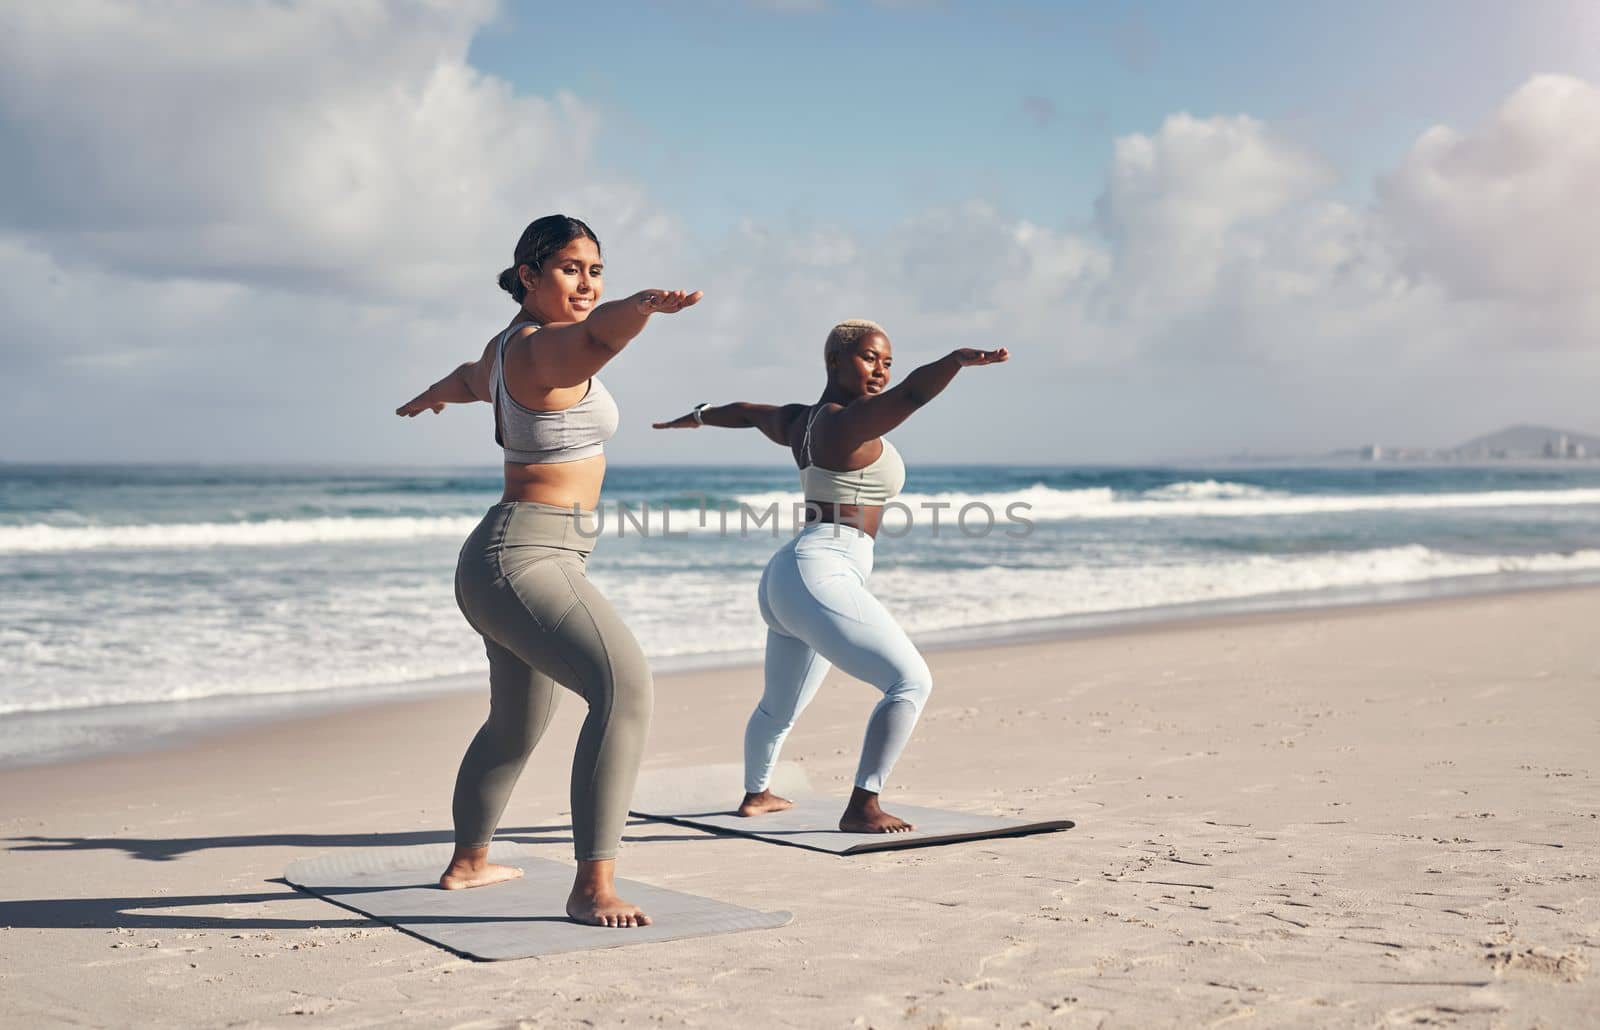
[634,289,704,315]
[651,412,701,429]
[951,347,1010,367]
[396,394,445,417]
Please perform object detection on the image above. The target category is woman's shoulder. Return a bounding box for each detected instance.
[505,320,543,343]
[490,320,541,356]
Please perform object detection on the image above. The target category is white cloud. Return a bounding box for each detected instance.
[1379,74,1600,305]
[1093,113,1337,318]
[0,1,685,463]
[0,1,650,303]
[0,3,1592,462]
[1099,114,1332,241]
[657,94,1597,455]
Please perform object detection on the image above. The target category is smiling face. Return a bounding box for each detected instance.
[521,236,603,323]
[832,331,893,398]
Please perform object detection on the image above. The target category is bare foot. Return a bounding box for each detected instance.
[439,846,524,890]
[838,786,916,834]
[567,859,651,928]
[738,789,794,817]
[566,887,653,928]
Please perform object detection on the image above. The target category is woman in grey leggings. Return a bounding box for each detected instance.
[397,214,699,926]
[655,321,1008,832]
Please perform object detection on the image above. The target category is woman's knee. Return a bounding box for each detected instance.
[478,711,543,758]
[559,590,654,729]
[600,640,654,733]
[886,657,933,709]
[613,667,653,731]
[752,698,802,732]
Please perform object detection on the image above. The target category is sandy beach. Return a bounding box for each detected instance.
[2,586,1596,1028]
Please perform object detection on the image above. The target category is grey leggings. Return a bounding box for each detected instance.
[452,501,653,861]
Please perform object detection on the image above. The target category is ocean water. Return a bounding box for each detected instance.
[4,462,1600,763]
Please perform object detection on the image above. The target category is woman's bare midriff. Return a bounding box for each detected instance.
[806,502,885,538]
[501,454,606,511]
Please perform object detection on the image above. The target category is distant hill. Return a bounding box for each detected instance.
[1450,424,1600,458]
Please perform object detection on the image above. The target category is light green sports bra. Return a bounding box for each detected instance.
[798,404,906,505]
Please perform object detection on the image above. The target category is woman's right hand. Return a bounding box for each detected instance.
[634,289,704,315]
[951,347,1010,367]
[651,412,701,429]
[395,394,445,417]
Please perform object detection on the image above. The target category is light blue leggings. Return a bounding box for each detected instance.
[746,522,933,794]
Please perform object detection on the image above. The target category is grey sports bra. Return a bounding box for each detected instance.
[490,322,620,464]
[798,404,906,505]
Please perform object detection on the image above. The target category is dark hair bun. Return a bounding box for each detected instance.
[498,266,522,301]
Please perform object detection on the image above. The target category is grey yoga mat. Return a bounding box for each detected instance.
[284,842,792,961]
[629,764,1074,856]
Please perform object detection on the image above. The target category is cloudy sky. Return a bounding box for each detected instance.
[1,0,1596,465]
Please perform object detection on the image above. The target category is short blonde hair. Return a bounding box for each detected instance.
[823,319,886,364]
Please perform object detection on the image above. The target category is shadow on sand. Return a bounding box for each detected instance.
[2,819,728,932]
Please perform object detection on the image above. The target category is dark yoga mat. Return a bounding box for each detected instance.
[284,842,792,961]
[630,764,1074,855]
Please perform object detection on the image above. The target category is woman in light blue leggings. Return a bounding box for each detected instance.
[752,519,930,798]
[656,320,1008,832]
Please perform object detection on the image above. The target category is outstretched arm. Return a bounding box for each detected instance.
[395,337,498,417]
[822,347,1009,447]
[653,402,808,447]
[521,289,702,389]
